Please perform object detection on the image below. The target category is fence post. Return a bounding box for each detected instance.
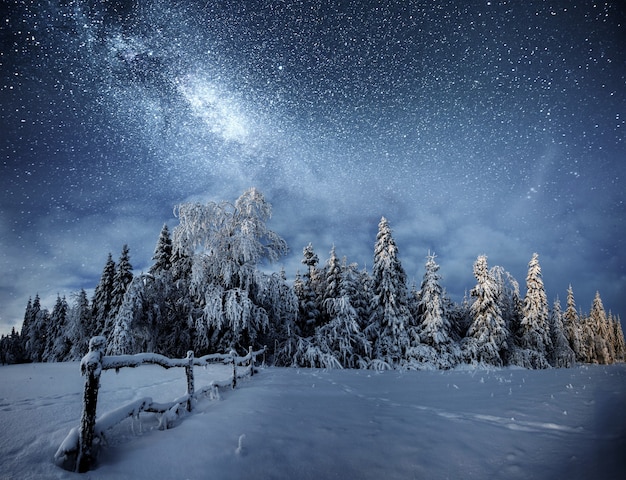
[231,349,237,389]
[77,336,106,473]
[248,346,254,376]
[185,351,195,412]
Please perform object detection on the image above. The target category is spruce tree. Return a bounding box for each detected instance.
[369,217,411,365]
[518,253,552,368]
[416,252,450,347]
[111,244,133,314]
[465,255,508,366]
[589,291,611,364]
[296,244,322,336]
[548,297,576,367]
[612,315,625,362]
[150,224,173,275]
[563,285,583,361]
[92,253,116,335]
[67,289,93,359]
[44,295,70,361]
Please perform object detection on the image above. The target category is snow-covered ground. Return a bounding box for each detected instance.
[1,362,625,479]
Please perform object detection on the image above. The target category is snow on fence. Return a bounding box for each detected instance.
[54,336,265,473]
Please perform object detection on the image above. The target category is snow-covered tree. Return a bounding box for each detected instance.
[516,253,552,368]
[295,243,322,336]
[368,217,411,365]
[149,224,173,275]
[321,246,342,324]
[66,289,93,360]
[173,188,289,353]
[43,295,70,362]
[21,295,50,363]
[415,252,450,347]
[611,315,625,362]
[92,253,116,336]
[563,285,583,361]
[548,297,576,368]
[589,291,611,364]
[107,276,144,355]
[111,244,133,315]
[463,255,508,366]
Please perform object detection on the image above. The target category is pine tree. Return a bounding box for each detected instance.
[295,244,322,336]
[589,291,611,364]
[149,224,173,275]
[44,295,70,362]
[416,252,450,347]
[92,253,116,335]
[464,255,508,366]
[563,285,583,361]
[518,253,552,368]
[548,297,576,367]
[67,289,93,359]
[612,315,625,362]
[368,217,411,365]
[321,246,342,324]
[111,244,133,317]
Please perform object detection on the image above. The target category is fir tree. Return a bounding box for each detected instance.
[464,255,508,366]
[612,315,625,362]
[295,244,322,336]
[44,295,70,362]
[368,217,411,364]
[563,285,583,361]
[518,253,552,368]
[111,244,133,316]
[92,253,116,335]
[589,291,611,364]
[67,289,93,359]
[321,246,342,324]
[416,252,450,347]
[548,297,576,367]
[149,224,173,275]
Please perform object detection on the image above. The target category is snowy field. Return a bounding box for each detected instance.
[1,363,625,480]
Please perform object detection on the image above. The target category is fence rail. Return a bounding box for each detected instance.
[54,336,265,473]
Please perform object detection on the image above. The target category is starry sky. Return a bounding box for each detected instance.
[1,0,624,335]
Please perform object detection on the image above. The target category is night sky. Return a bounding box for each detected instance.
[1,0,624,335]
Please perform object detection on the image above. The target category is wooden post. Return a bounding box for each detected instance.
[185,351,195,412]
[231,350,237,389]
[248,346,254,376]
[77,336,105,473]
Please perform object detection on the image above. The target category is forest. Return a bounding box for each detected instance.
[1,188,624,370]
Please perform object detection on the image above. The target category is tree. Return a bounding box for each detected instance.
[612,315,625,362]
[173,188,289,353]
[44,295,70,362]
[149,224,173,275]
[589,291,611,364]
[67,289,93,360]
[563,285,583,361]
[464,255,508,366]
[517,253,552,368]
[111,244,133,316]
[548,297,575,367]
[321,245,342,324]
[92,253,116,335]
[368,217,411,365]
[295,243,322,336]
[415,252,450,347]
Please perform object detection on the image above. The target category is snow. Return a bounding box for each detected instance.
[1,363,625,479]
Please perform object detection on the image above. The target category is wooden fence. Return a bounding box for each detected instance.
[54,336,265,473]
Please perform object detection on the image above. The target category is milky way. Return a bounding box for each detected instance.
[1,1,624,333]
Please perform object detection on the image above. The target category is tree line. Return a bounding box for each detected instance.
[1,188,624,369]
